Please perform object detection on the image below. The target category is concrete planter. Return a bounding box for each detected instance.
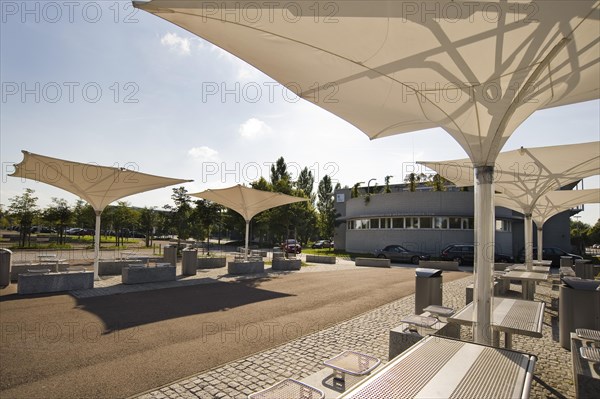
[197,257,226,269]
[227,261,264,275]
[355,257,391,268]
[305,254,336,264]
[122,265,176,284]
[418,260,460,271]
[11,263,71,281]
[18,271,94,294]
[272,259,302,271]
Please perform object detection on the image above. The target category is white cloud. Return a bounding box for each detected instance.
[160,32,192,55]
[239,118,272,139]
[188,146,219,161]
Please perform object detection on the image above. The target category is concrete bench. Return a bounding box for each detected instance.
[355,257,391,268]
[18,271,94,294]
[272,259,301,271]
[197,257,226,269]
[98,259,143,275]
[305,254,336,264]
[389,311,460,360]
[121,265,176,284]
[227,261,265,275]
[418,260,460,271]
[570,333,600,398]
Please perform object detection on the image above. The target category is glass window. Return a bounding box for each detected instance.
[370,218,380,229]
[420,217,432,228]
[392,218,404,229]
[406,217,419,229]
[348,220,354,230]
[434,217,449,229]
[449,217,462,229]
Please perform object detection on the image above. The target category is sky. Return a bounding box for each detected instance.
[1,1,599,225]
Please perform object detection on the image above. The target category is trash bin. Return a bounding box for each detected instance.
[182,248,197,276]
[163,245,177,267]
[559,277,600,349]
[574,259,594,279]
[415,268,443,314]
[0,248,12,287]
[560,256,574,268]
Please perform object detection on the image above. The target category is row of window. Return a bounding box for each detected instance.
[347,217,512,232]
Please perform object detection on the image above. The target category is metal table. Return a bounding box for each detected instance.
[499,270,549,300]
[323,351,380,388]
[248,378,324,399]
[340,336,537,399]
[448,297,545,349]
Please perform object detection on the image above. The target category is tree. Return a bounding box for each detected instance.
[8,188,39,247]
[72,199,95,229]
[139,207,157,247]
[296,167,316,204]
[317,175,336,240]
[164,186,192,248]
[270,157,290,186]
[429,174,448,191]
[351,182,363,198]
[106,201,138,246]
[193,199,221,254]
[43,198,72,245]
[404,172,427,192]
[384,175,393,193]
[588,219,600,246]
[570,219,591,255]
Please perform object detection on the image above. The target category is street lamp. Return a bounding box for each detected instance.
[367,178,377,194]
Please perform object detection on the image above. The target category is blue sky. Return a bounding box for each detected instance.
[1,1,599,225]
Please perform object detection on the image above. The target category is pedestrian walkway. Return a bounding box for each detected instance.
[134,276,574,399]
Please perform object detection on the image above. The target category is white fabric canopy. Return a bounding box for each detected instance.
[189,185,307,260]
[420,142,600,268]
[135,0,600,344]
[10,150,192,279]
[496,188,600,260]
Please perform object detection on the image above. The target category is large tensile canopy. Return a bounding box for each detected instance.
[10,151,192,280]
[189,185,307,261]
[134,0,600,344]
[419,142,600,269]
[495,189,600,261]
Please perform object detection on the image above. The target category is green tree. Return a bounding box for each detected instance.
[570,219,591,255]
[384,175,393,193]
[164,186,192,248]
[588,219,600,246]
[43,198,72,245]
[8,188,39,247]
[139,207,157,247]
[106,201,137,246]
[429,174,448,191]
[270,156,290,185]
[72,199,95,229]
[296,167,315,204]
[192,199,221,254]
[404,172,427,192]
[317,175,336,240]
[351,182,363,198]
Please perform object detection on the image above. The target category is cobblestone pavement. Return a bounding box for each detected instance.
[134,276,575,399]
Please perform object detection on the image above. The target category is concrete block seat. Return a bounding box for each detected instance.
[227,260,265,275]
[121,264,176,284]
[18,270,94,295]
[418,260,460,271]
[355,257,390,268]
[570,332,600,398]
[271,258,301,271]
[305,254,336,264]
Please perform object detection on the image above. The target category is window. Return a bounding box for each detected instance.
[434,217,449,229]
[406,217,419,229]
[370,218,380,229]
[420,217,432,229]
[496,220,512,232]
[381,218,390,229]
[449,217,462,229]
[355,219,369,229]
[348,220,355,230]
[392,218,404,229]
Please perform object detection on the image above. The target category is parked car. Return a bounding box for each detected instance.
[312,240,332,249]
[440,244,514,266]
[374,244,430,265]
[517,247,582,266]
[30,226,55,233]
[282,239,302,254]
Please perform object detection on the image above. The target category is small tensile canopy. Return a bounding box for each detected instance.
[10,151,192,280]
[189,185,307,261]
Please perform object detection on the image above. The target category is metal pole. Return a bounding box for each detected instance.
[473,165,494,346]
[244,220,250,262]
[93,210,102,281]
[524,213,533,271]
[537,226,544,263]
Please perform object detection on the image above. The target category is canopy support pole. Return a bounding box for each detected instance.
[473,165,494,346]
[93,210,102,281]
[244,220,250,262]
[524,213,533,271]
[537,226,544,263]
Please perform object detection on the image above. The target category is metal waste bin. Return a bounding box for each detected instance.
[415,268,443,314]
[182,248,198,276]
[559,277,600,349]
[0,248,12,287]
[163,245,177,267]
[574,259,594,279]
[560,256,573,268]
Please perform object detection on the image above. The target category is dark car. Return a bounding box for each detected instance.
[374,244,430,265]
[440,244,514,266]
[517,247,582,267]
[312,240,332,249]
[282,239,302,254]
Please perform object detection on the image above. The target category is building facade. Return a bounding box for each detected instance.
[333,186,571,257]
